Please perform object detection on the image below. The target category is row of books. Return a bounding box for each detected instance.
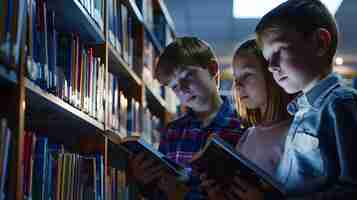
[22,131,106,200]
[154,13,175,47]
[136,0,174,47]
[0,118,11,200]
[107,73,164,145]
[107,73,141,137]
[108,0,134,67]
[141,108,161,148]
[136,0,154,32]
[26,0,106,122]
[0,0,27,67]
[107,167,130,200]
[77,0,104,30]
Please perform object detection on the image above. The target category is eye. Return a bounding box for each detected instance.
[183,70,194,81]
[234,79,240,86]
[242,73,253,82]
[171,83,178,91]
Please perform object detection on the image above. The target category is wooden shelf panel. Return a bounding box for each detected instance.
[25,78,104,136]
[47,0,105,43]
[0,64,17,86]
[108,44,142,86]
[145,83,167,118]
[144,25,163,52]
[126,0,163,52]
[127,0,145,24]
[107,44,143,101]
[105,129,123,145]
[156,0,175,32]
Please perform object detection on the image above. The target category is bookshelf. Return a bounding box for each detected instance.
[0,64,18,86]
[0,0,177,199]
[46,0,105,43]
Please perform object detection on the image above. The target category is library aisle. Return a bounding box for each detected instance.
[0,0,178,199]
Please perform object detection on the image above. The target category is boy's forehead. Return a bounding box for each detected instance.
[261,28,301,46]
[158,66,186,85]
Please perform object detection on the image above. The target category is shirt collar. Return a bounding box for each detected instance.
[186,96,236,128]
[287,73,341,115]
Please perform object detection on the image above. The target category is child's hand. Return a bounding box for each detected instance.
[200,173,226,200]
[227,175,264,200]
[128,152,164,185]
[157,172,180,199]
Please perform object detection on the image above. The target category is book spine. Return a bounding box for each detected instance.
[32,137,48,200]
[0,120,11,200]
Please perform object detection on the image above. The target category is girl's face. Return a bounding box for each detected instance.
[233,54,268,111]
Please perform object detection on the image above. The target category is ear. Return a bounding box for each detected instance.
[207,61,219,79]
[314,28,332,57]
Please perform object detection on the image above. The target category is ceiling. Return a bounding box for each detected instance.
[165,0,357,69]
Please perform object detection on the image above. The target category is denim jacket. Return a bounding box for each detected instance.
[276,73,357,199]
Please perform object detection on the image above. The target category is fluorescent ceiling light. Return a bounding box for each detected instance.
[233,0,344,18]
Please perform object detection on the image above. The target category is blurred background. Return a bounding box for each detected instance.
[165,0,357,94]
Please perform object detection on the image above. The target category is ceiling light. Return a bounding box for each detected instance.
[233,0,344,19]
[335,57,344,65]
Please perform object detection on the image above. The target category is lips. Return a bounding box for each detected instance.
[187,95,196,102]
[240,96,248,100]
[277,76,288,82]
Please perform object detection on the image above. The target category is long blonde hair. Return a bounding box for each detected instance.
[233,39,291,125]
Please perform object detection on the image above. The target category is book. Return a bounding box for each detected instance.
[0,0,27,67]
[32,137,48,200]
[120,136,189,184]
[0,119,11,200]
[190,134,286,198]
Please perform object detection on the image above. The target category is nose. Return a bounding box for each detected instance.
[268,65,280,73]
[178,79,190,91]
[234,82,246,95]
[268,52,281,73]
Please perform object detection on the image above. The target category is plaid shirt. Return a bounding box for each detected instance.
[158,97,246,199]
[159,97,245,166]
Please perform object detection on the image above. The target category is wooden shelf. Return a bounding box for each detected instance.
[145,83,167,118]
[127,0,145,24]
[156,0,175,32]
[25,78,104,134]
[105,129,123,145]
[47,0,105,43]
[0,64,17,86]
[127,0,163,52]
[108,43,142,87]
[144,25,163,52]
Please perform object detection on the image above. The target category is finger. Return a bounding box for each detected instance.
[209,184,221,194]
[139,158,158,170]
[224,191,236,200]
[200,173,207,180]
[132,153,146,166]
[200,179,216,188]
[230,185,245,199]
[144,164,164,176]
[141,170,164,184]
[233,176,248,192]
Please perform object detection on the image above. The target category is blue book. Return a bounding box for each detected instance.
[46,10,57,94]
[32,137,48,200]
[0,121,11,200]
[116,1,122,53]
[94,154,104,200]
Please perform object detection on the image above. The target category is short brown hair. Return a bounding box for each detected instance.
[233,39,291,125]
[255,0,338,65]
[154,37,218,85]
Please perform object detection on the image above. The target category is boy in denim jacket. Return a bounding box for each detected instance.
[252,0,357,199]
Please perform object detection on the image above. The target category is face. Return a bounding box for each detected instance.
[261,30,321,94]
[233,54,267,111]
[167,66,218,111]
